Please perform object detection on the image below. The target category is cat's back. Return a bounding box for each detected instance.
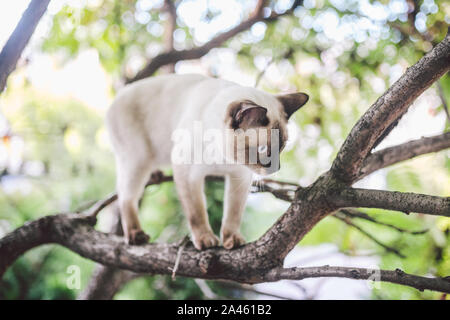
[106,74,235,165]
[113,73,232,113]
[132,73,209,92]
[123,73,224,100]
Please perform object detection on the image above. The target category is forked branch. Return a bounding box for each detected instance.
[331,30,450,183]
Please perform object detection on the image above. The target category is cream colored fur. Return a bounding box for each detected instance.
[106,74,305,250]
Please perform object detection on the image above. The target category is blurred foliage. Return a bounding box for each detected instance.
[0,0,449,300]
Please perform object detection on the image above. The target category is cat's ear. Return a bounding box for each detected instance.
[229,101,269,130]
[277,92,309,119]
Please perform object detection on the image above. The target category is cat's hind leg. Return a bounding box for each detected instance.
[115,155,153,245]
[107,101,155,245]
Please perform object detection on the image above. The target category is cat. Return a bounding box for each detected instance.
[106,74,308,250]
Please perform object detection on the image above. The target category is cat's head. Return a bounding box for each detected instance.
[224,91,309,175]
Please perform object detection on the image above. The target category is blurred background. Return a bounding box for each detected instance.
[0,0,449,300]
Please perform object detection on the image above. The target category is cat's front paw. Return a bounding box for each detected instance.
[193,231,220,250]
[127,229,150,245]
[221,231,246,250]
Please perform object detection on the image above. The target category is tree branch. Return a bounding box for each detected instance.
[0,213,270,282]
[1,212,449,293]
[0,0,50,94]
[77,205,139,300]
[332,188,450,217]
[338,209,427,235]
[85,172,297,220]
[331,30,450,183]
[333,212,406,258]
[77,265,137,300]
[162,0,177,73]
[264,266,450,293]
[358,132,450,180]
[126,0,303,83]
[437,81,450,123]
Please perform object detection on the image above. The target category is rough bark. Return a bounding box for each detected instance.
[1,212,449,293]
[264,266,450,293]
[0,0,50,93]
[77,205,138,300]
[333,188,450,217]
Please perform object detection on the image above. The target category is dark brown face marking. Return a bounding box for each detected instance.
[230,121,287,174]
[277,92,309,119]
[226,99,290,174]
[271,121,287,152]
[228,100,269,130]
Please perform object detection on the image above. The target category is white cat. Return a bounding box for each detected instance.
[106,74,308,250]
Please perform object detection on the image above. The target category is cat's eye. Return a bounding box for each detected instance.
[258,145,268,154]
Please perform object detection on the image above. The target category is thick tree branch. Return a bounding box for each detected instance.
[0,213,269,282]
[126,0,302,83]
[0,0,50,94]
[331,30,450,183]
[77,205,139,300]
[1,212,449,293]
[332,188,450,217]
[358,132,450,180]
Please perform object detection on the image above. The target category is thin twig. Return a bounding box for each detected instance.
[333,212,406,258]
[437,81,450,123]
[254,48,294,88]
[339,209,428,235]
[127,0,304,82]
[81,173,301,220]
[171,235,190,280]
